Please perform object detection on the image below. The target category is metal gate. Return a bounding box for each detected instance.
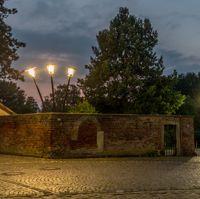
[164,125,177,156]
[195,130,200,155]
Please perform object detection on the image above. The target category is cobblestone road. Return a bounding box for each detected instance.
[1,155,200,198]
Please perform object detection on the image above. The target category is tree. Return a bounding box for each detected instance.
[0,0,25,80]
[176,73,200,98]
[23,96,39,113]
[0,80,39,113]
[134,72,185,114]
[69,100,97,113]
[79,7,185,114]
[175,72,200,129]
[44,84,81,112]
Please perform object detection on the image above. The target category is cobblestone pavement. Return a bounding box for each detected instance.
[1,155,200,198]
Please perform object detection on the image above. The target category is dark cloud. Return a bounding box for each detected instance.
[4,0,200,102]
[15,30,94,56]
[159,49,200,74]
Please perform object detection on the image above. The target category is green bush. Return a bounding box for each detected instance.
[69,100,97,113]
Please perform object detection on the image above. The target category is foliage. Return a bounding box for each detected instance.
[69,100,97,113]
[0,0,25,80]
[79,7,185,114]
[134,72,185,114]
[23,96,39,113]
[176,72,200,98]
[175,72,200,129]
[0,80,39,113]
[43,84,81,112]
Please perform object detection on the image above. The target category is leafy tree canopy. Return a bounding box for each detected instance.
[79,7,185,114]
[0,80,39,113]
[0,0,25,80]
[176,72,200,129]
[69,100,97,113]
[44,84,81,112]
[176,72,200,98]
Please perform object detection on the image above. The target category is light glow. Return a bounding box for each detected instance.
[67,66,76,78]
[26,67,36,78]
[47,64,55,75]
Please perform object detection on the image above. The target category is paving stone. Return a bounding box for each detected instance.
[0,155,200,198]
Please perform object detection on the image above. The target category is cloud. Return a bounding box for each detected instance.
[14,30,94,56]
[5,0,200,101]
[131,0,200,74]
[159,49,200,74]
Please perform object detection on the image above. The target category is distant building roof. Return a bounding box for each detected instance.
[0,103,15,115]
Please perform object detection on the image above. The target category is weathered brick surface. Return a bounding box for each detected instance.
[0,114,52,157]
[71,120,97,150]
[99,116,160,153]
[180,117,195,155]
[0,113,195,157]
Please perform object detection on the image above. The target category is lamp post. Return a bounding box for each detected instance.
[62,66,76,111]
[47,64,55,111]
[26,67,46,111]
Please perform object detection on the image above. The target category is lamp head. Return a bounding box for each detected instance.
[67,66,76,78]
[26,67,36,78]
[47,64,55,75]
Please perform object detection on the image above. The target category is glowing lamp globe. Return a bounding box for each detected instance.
[47,64,55,75]
[27,67,36,78]
[67,67,76,78]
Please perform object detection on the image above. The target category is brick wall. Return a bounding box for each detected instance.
[0,113,195,158]
[180,117,195,155]
[0,114,52,157]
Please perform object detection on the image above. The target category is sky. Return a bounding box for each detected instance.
[5,0,200,102]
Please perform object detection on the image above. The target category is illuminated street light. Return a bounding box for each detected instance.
[47,64,55,111]
[26,67,46,111]
[27,67,36,78]
[62,66,76,111]
[67,67,76,78]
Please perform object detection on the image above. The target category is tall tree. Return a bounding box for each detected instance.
[23,96,39,113]
[0,80,39,113]
[44,84,81,112]
[176,73,200,98]
[176,72,200,129]
[79,7,185,114]
[0,0,25,80]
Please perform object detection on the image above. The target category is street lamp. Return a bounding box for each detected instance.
[47,64,55,111]
[26,67,46,111]
[62,66,76,111]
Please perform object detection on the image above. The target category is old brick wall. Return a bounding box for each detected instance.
[49,114,101,157]
[180,117,195,155]
[98,115,162,156]
[0,113,195,157]
[0,114,52,157]
[49,114,195,157]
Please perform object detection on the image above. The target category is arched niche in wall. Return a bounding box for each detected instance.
[70,116,104,151]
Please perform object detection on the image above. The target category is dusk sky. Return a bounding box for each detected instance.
[5,0,200,102]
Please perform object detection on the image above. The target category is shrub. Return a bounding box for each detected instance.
[69,100,97,113]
